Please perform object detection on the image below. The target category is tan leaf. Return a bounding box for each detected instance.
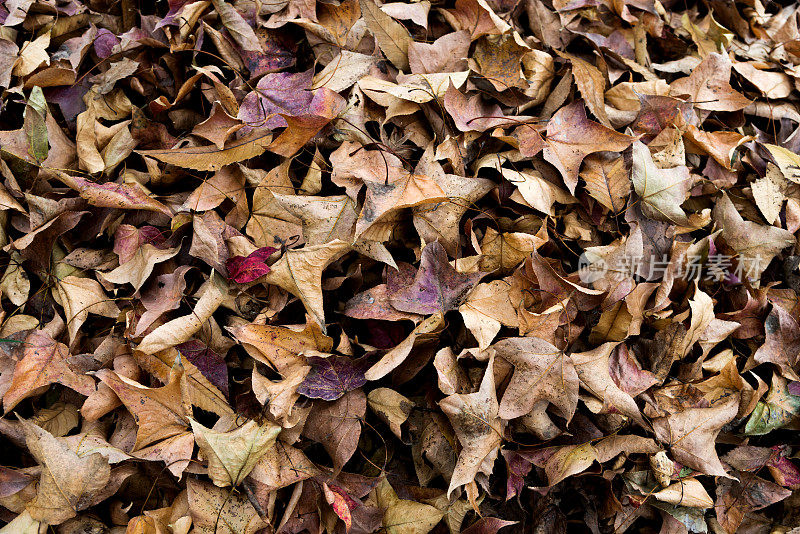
[557,51,610,126]
[543,443,597,486]
[544,101,636,193]
[183,165,245,212]
[0,252,30,307]
[653,395,739,477]
[581,153,630,213]
[713,192,795,281]
[440,358,503,497]
[251,364,309,426]
[94,368,191,450]
[459,280,519,350]
[479,228,546,273]
[763,143,800,184]
[262,240,351,330]
[21,419,111,525]
[571,343,647,428]
[670,53,751,112]
[53,276,119,344]
[303,388,366,473]
[101,244,180,292]
[137,275,227,354]
[29,402,79,437]
[359,0,412,70]
[4,331,95,413]
[654,478,714,508]
[368,388,413,438]
[631,140,692,225]
[190,418,281,487]
[356,172,446,240]
[377,478,444,534]
[187,479,270,534]
[412,169,493,256]
[273,193,358,246]
[191,101,244,149]
[733,61,792,100]
[504,167,574,216]
[12,33,49,77]
[751,163,788,224]
[248,442,320,491]
[493,337,578,423]
[365,313,445,381]
[137,130,273,172]
[230,320,332,374]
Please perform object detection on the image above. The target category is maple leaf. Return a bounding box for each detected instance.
[753,304,800,381]
[54,275,120,344]
[493,337,578,424]
[4,330,95,413]
[190,418,280,487]
[713,192,795,281]
[297,354,370,401]
[225,246,277,283]
[367,387,413,438]
[389,241,485,315]
[102,244,180,292]
[94,367,191,450]
[20,418,111,524]
[572,342,648,428]
[715,471,792,533]
[187,478,271,534]
[230,319,334,373]
[375,478,444,534]
[631,140,693,226]
[262,240,351,330]
[670,53,752,112]
[303,389,366,474]
[440,357,503,497]
[653,395,739,477]
[543,101,636,193]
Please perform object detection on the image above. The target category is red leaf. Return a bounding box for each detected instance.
[226,247,277,283]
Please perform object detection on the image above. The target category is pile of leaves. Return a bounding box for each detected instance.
[4,0,800,532]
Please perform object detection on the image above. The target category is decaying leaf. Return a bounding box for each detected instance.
[0,0,797,530]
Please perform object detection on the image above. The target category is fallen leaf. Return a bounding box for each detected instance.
[543,101,636,193]
[190,418,280,487]
[20,418,111,525]
[375,477,444,534]
[367,387,413,438]
[440,357,503,497]
[4,331,95,413]
[493,337,578,423]
[631,140,692,225]
[653,395,739,477]
[303,388,366,473]
[297,354,370,401]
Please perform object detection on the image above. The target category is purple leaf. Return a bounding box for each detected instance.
[237,69,315,132]
[176,340,229,397]
[388,241,485,315]
[226,246,277,284]
[502,450,534,501]
[239,29,297,77]
[297,355,371,401]
[93,29,120,59]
